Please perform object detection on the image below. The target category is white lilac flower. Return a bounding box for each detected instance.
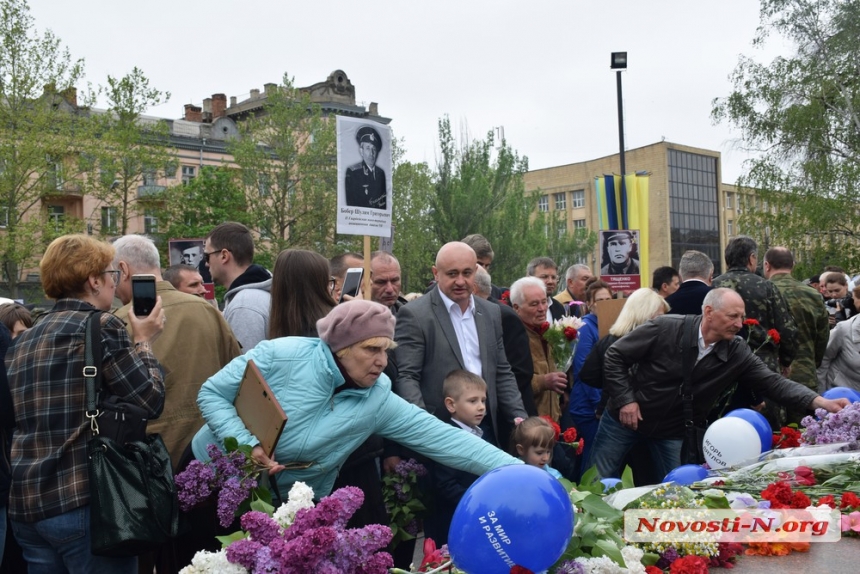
[621,545,646,574]
[272,481,315,528]
[179,549,248,574]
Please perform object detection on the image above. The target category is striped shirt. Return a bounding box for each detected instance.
[7,299,164,522]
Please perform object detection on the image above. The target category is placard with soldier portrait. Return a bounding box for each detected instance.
[598,229,641,293]
[336,115,392,237]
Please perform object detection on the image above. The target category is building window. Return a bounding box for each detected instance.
[573,218,587,230]
[258,173,271,196]
[0,206,8,228]
[101,206,118,233]
[538,195,549,213]
[47,205,65,230]
[557,221,567,238]
[144,209,158,234]
[163,160,178,179]
[47,158,64,190]
[727,219,734,237]
[181,165,196,185]
[668,150,720,271]
[725,192,734,210]
[554,192,566,211]
[572,189,585,208]
[142,168,158,187]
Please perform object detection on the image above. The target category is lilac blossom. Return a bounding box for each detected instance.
[555,559,587,574]
[801,403,860,445]
[217,476,255,528]
[240,510,281,545]
[175,460,216,511]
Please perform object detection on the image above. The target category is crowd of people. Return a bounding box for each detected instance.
[0,226,855,573]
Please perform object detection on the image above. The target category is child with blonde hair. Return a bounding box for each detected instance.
[510,417,562,479]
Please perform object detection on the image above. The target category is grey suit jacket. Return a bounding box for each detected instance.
[393,287,527,439]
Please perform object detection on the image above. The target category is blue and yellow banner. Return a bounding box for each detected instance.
[594,174,650,283]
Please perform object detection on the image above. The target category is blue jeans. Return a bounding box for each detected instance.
[588,412,683,481]
[11,505,137,574]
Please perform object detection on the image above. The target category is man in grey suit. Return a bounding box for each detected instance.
[394,241,528,447]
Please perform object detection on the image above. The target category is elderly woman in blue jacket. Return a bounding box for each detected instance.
[193,300,521,497]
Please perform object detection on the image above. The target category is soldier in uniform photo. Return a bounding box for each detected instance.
[601,231,640,275]
[345,125,387,210]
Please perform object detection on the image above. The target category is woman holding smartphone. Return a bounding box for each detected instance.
[5,234,165,573]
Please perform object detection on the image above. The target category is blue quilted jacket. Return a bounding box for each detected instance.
[193,337,520,496]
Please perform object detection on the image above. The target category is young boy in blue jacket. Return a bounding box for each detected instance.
[423,370,490,546]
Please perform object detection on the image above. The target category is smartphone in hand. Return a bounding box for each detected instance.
[131,274,157,316]
[339,268,364,303]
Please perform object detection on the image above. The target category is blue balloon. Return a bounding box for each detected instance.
[663,464,709,486]
[726,408,772,453]
[822,387,860,403]
[448,465,574,574]
[600,478,622,492]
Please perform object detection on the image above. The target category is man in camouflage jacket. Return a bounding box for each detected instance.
[712,236,798,427]
[764,247,829,424]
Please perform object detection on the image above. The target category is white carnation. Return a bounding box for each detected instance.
[576,555,628,574]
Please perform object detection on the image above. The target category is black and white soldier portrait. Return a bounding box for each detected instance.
[345,125,387,210]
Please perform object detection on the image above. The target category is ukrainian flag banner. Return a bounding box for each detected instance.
[594,174,650,289]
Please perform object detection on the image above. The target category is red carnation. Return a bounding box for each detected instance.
[562,427,578,443]
[563,326,578,341]
[818,495,836,508]
[670,554,709,574]
[500,290,511,306]
[794,466,816,486]
[768,328,781,345]
[510,567,534,574]
[743,318,760,327]
[540,321,551,335]
[576,438,584,456]
[841,492,860,510]
[645,566,662,574]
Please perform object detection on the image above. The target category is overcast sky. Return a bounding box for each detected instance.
[27,0,790,183]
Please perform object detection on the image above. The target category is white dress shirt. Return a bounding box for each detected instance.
[437,289,483,377]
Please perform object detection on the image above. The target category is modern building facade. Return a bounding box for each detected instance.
[524,141,736,276]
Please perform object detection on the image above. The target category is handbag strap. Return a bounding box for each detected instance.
[679,315,699,461]
[85,311,104,435]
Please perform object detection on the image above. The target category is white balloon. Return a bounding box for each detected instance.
[702,417,763,469]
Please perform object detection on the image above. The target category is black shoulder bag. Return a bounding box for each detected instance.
[84,312,180,556]
[680,315,706,465]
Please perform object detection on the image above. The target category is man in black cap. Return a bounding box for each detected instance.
[601,230,640,275]
[345,125,387,209]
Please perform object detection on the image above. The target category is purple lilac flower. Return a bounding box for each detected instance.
[175,459,216,511]
[555,560,586,574]
[253,546,279,573]
[217,476,255,527]
[802,403,860,444]
[272,526,338,573]
[240,510,281,545]
[395,458,427,479]
[354,552,394,574]
[405,518,420,536]
[284,488,363,538]
[656,546,679,569]
[225,538,263,571]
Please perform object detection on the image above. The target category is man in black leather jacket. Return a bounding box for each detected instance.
[590,288,849,480]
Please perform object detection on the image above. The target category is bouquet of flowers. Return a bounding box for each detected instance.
[543,316,585,372]
[181,480,394,573]
[801,402,860,445]
[174,438,275,528]
[381,458,428,547]
[742,318,780,352]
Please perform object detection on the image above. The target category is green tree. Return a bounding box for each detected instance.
[83,66,171,236]
[390,138,436,293]
[712,0,860,275]
[151,166,253,263]
[228,74,339,266]
[430,117,595,287]
[0,0,88,297]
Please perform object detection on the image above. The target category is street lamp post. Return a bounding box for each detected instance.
[611,52,628,186]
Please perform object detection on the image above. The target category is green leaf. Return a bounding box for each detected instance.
[216,530,247,547]
[621,465,635,489]
[593,539,624,565]
[223,437,239,452]
[579,493,623,521]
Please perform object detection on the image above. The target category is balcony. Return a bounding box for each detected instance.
[138,184,166,198]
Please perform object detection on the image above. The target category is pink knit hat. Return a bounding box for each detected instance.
[317,300,395,352]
